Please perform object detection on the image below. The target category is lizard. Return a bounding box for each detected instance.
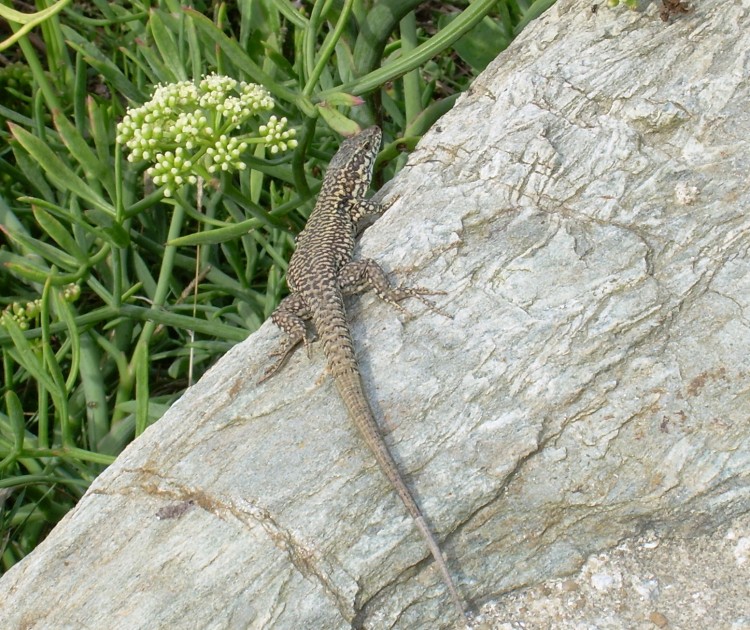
[259,125,468,622]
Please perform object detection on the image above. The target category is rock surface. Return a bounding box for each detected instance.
[1,0,749,628]
[482,510,750,629]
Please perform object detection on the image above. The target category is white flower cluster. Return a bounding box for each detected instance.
[148,147,198,191]
[2,298,41,330]
[1,284,80,331]
[116,74,297,197]
[258,116,296,154]
[206,135,248,174]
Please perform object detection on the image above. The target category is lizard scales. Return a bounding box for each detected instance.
[262,126,467,622]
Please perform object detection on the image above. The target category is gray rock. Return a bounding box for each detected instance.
[481,510,750,628]
[1,0,748,628]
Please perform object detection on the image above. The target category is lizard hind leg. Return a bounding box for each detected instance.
[339,258,450,318]
[259,293,314,383]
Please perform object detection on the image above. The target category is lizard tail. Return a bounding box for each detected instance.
[332,369,467,619]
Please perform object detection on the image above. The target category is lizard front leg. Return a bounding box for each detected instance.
[338,258,449,318]
[259,293,314,383]
[349,198,381,225]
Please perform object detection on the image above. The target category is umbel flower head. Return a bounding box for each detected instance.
[1,284,80,331]
[116,74,297,197]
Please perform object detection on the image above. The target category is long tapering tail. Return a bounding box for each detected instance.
[332,369,467,620]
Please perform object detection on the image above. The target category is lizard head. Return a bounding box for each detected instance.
[326,126,382,196]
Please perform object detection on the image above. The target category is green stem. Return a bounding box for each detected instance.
[129,204,185,434]
[304,0,325,84]
[399,11,420,128]
[303,0,355,98]
[113,143,124,309]
[41,276,72,447]
[0,302,247,346]
[268,0,307,29]
[0,0,71,53]
[14,26,63,112]
[291,117,317,199]
[319,0,499,99]
[353,0,422,77]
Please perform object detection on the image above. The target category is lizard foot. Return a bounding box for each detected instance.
[258,333,315,384]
